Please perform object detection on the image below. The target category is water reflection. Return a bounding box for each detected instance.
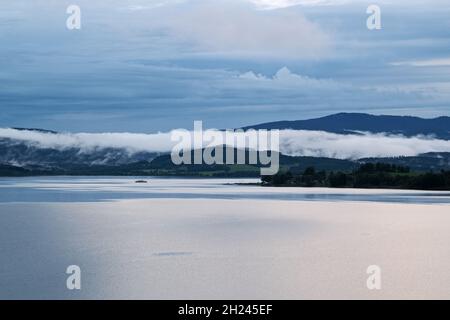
[1,176,450,204]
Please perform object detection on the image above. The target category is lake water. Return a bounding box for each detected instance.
[1,177,450,299]
[1,176,450,204]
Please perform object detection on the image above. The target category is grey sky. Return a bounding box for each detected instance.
[0,0,449,132]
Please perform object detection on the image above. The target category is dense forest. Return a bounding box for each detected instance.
[261,163,450,191]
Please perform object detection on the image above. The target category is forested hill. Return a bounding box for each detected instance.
[243,113,450,140]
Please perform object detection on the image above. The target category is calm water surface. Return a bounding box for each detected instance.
[1,176,450,204]
[1,177,450,299]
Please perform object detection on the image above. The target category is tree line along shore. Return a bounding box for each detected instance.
[261,163,450,191]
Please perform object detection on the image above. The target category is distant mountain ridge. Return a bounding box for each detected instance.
[243,113,450,139]
[12,127,58,134]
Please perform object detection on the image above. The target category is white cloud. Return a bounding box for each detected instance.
[2,128,450,160]
[249,0,450,9]
[279,130,450,159]
[248,0,349,9]
[392,58,450,67]
[238,67,341,90]
[124,0,350,12]
[160,1,331,58]
[126,0,186,11]
[0,129,174,153]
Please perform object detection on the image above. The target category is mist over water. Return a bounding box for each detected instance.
[2,128,450,159]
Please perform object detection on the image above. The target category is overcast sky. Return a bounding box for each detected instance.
[1,0,450,132]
